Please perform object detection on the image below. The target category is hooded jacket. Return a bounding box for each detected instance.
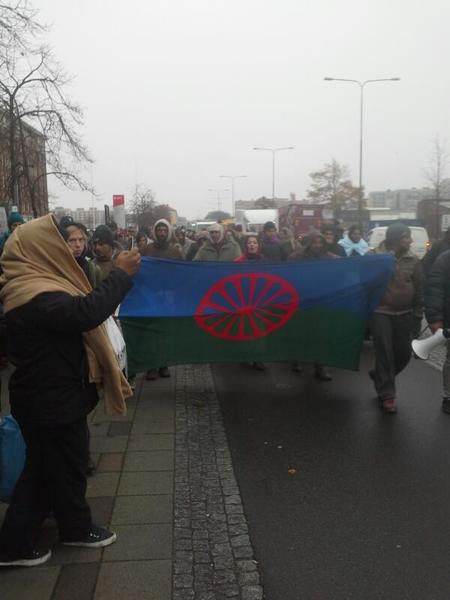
[141,219,184,260]
[373,243,423,316]
[193,225,242,261]
[0,215,133,426]
[425,249,450,327]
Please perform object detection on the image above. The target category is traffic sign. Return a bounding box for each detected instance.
[113,195,125,207]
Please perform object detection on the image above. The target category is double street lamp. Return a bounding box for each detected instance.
[253,146,294,201]
[220,175,247,217]
[208,188,230,212]
[324,77,400,219]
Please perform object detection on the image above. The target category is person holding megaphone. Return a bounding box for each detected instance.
[425,248,450,414]
[370,223,424,413]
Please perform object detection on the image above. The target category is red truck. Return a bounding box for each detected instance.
[278,203,330,237]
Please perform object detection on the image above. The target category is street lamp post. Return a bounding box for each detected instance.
[208,188,230,212]
[219,175,247,217]
[253,147,294,201]
[324,77,400,222]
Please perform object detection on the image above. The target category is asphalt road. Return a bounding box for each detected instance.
[213,345,450,600]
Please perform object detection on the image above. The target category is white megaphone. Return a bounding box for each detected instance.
[412,328,450,360]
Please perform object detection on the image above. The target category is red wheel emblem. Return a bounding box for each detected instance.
[195,272,300,341]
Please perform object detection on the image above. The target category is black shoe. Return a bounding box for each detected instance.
[145,369,158,380]
[315,366,332,382]
[0,548,52,567]
[158,367,170,378]
[442,398,450,414]
[63,526,117,548]
[368,369,375,381]
[253,362,266,371]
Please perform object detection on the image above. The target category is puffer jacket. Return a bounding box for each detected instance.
[374,245,423,316]
[425,249,450,327]
[193,238,241,261]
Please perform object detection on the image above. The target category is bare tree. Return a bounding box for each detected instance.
[130,185,157,230]
[0,1,91,215]
[425,135,448,201]
[0,1,43,52]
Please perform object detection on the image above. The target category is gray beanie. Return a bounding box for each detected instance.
[385,223,410,247]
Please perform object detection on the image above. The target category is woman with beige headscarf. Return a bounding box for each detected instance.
[0,215,140,567]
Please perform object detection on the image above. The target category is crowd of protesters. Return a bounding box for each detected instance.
[1,208,450,568]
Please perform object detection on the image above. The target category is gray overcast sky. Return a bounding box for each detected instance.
[35,0,450,218]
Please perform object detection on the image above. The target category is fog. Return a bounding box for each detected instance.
[35,0,450,218]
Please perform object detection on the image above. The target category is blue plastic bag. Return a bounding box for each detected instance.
[0,416,26,502]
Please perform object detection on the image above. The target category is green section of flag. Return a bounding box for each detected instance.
[121,308,367,373]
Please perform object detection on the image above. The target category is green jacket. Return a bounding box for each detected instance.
[193,238,242,261]
[87,260,102,288]
[374,245,424,317]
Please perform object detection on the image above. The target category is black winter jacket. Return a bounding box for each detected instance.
[6,268,133,427]
[260,238,285,262]
[425,249,450,328]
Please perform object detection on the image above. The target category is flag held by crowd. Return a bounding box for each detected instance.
[119,255,394,373]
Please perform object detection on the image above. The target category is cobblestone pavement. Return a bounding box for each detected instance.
[174,365,263,600]
[0,364,263,600]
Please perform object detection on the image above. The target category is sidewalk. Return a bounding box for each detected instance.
[1,366,263,600]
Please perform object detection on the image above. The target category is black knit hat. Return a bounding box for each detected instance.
[385,223,410,247]
[263,221,277,231]
[59,215,74,228]
[92,224,114,247]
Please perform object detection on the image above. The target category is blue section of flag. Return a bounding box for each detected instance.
[119,255,394,318]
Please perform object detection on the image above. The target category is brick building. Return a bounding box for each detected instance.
[0,112,48,218]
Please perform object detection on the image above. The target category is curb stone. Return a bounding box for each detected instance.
[173,364,264,600]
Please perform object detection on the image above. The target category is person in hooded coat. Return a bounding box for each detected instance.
[421,226,450,278]
[140,219,183,380]
[288,231,338,380]
[193,223,241,261]
[174,226,194,259]
[370,223,424,413]
[425,247,450,413]
[140,219,183,260]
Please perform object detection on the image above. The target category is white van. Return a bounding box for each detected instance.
[367,226,430,259]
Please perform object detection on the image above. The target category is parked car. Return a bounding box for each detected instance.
[367,226,431,259]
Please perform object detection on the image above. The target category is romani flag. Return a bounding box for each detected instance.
[119,255,394,373]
